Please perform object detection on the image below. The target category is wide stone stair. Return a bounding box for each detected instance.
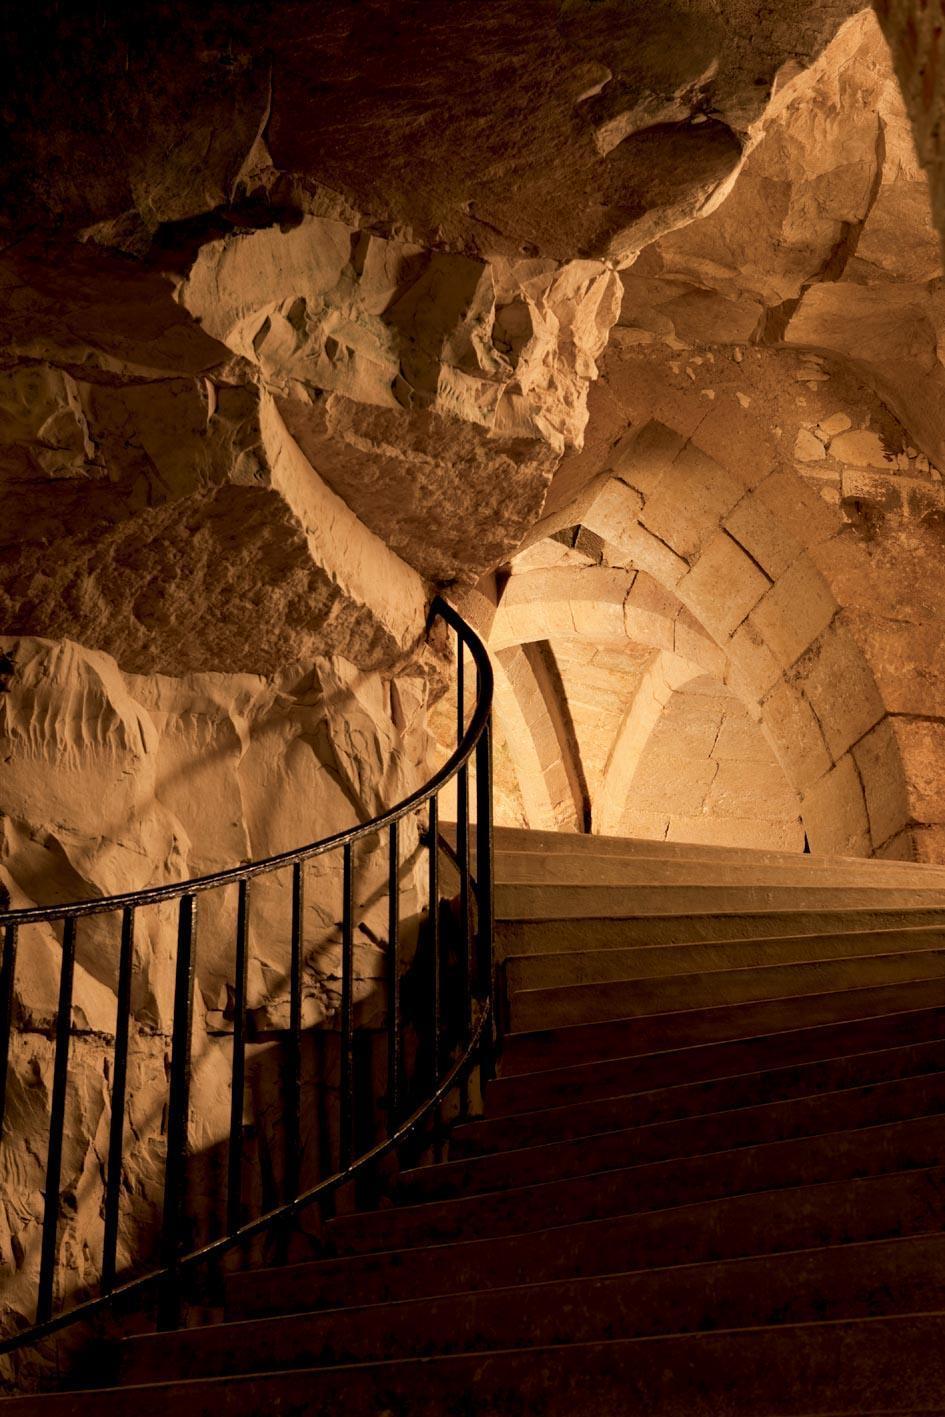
[11,826,945,1414]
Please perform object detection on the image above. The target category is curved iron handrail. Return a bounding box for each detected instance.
[0,1001,493,1358]
[0,594,495,1359]
[0,599,493,927]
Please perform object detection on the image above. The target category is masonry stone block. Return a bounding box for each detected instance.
[851,717,911,850]
[677,531,771,643]
[749,554,837,670]
[723,494,804,580]
[802,754,872,857]
[790,622,885,761]
[759,680,833,792]
[639,445,745,560]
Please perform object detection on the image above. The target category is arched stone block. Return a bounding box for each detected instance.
[802,754,872,857]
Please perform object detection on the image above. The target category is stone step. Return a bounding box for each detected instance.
[485,1005,945,1119]
[46,1313,945,1415]
[496,908,945,956]
[451,1036,945,1155]
[225,1163,945,1319]
[326,1111,945,1256]
[15,1313,945,1415]
[116,1231,945,1385]
[398,1070,945,1202]
[450,823,943,873]
[505,927,945,992]
[499,976,945,1076]
[494,849,945,890]
[495,882,945,921]
[507,949,945,1032]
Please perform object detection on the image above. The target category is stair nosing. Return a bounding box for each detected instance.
[502,974,945,1044]
[507,944,945,1001]
[398,1068,945,1189]
[327,1110,945,1240]
[123,1228,945,1363]
[490,1001,945,1092]
[453,1035,945,1135]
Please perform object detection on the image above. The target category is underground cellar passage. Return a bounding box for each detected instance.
[4,1,945,1410]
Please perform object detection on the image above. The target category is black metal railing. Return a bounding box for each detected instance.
[0,594,494,1357]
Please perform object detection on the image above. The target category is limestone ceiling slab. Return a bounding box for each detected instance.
[615,10,945,469]
[4,2,864,261]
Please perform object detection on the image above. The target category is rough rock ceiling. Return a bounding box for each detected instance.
[4,2,865,261]
[0,0,880,682]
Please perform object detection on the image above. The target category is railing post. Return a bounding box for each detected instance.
[102,907,135,1295]
[287,863,304,1206]
[428,794,441,1087]
[339,842,355,1169]
[475,704,495,1079]
[0,922,18,1143]
[37,916,77,1324]
[386,820,401,1133]
[158,894,196,1331]
[227,879,250,1237]
[457,638,472,1049]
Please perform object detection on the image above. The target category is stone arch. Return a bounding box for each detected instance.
[595,651,705,837]
[439,587,586,832]
[573,420,912,858]
[490,564,726,680]
[487,566,727,834]
[492,643,584,832]
[614,671,807,851]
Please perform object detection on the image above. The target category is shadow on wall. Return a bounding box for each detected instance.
[0,844,446,1395]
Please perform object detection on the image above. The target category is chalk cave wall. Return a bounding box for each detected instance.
[2,0,945,1367]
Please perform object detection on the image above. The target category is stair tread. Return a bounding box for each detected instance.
[398,1068,945,1199]
[499,976,945,1075]
[486,1004,945,1115]
[451,1037,945,1153]
[496,909,945,957]
[451,823,945,873]
[19,1313,945,1415]
[326,1111,945,1254]
[225,1162,945,1316]
[507,949,945,1030]
[496,883,945,921]
[494,850,945,888]
[505,926,945,991]
[117,1230,945,1383]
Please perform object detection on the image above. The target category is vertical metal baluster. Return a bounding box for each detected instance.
[475,701,495,1078]
[227,879,250,1236]
[339,843,355,1168]
[456,636,472,1049]
[101,907,134,1295]
[428,794,441,1086]
[286,863,303,1205]
[37,915,77,1324]
[386,820,400,1134]
[0,923,18,1141]
[158,894,197,1331]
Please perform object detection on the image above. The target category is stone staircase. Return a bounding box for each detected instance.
[10,826,945,1414]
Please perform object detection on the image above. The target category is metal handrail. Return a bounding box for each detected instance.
[0,602,492,928]
[0,594,495,1357]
